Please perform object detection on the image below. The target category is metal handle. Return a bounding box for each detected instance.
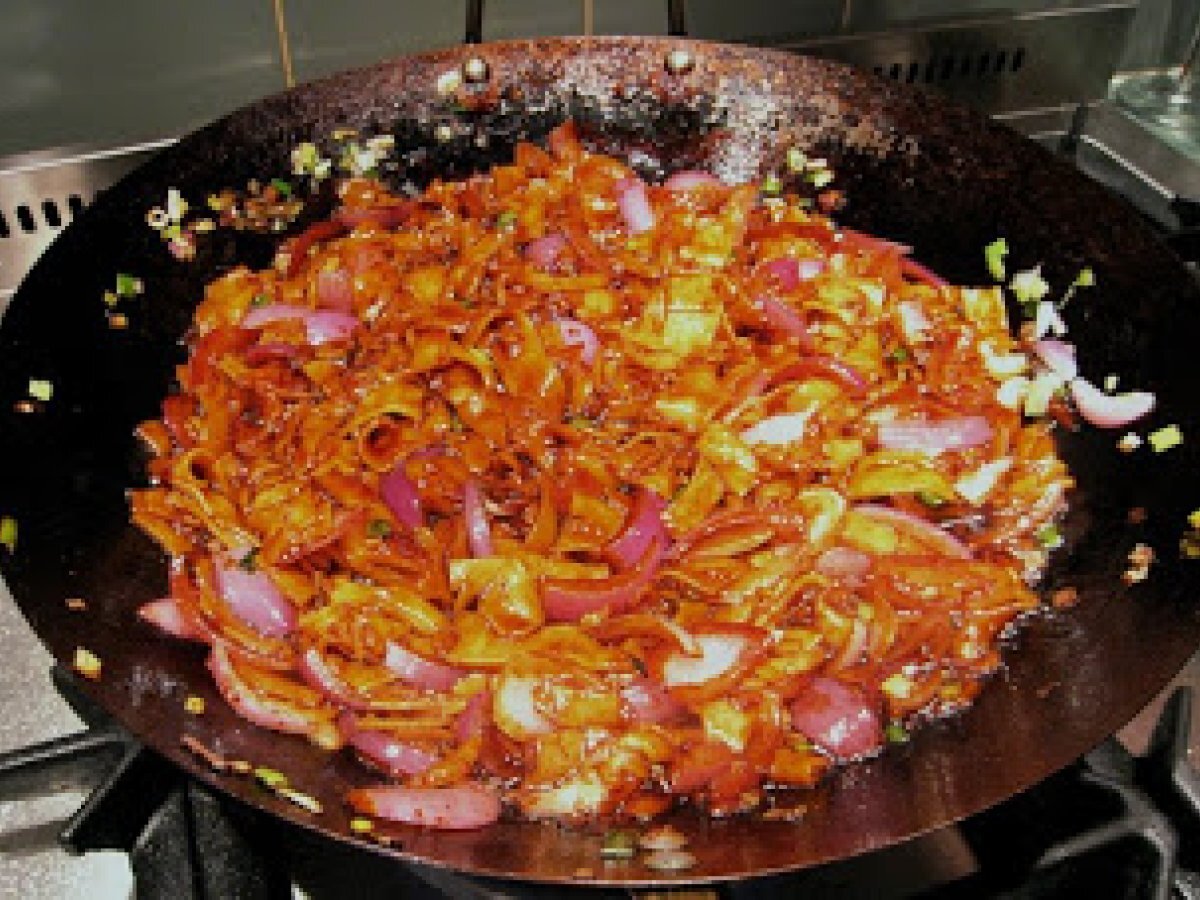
[465,0,484,45]
[667,0,687,37]
[0,724,131,800]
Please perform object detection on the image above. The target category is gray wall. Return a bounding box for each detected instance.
[0,0,1192,161]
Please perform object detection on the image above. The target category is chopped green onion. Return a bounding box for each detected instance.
[1149,424,1183,453]
[761,173,783,196]
[1010,265,1050,305]
[887,346,911,364]
[254,766,289,789]
[916,490,946,507]
[807,169,834,188]
[115,273,143,297]
[349,817,374,834]
[984,238,1008,282]
[250,293,271,308]
[27,379,53,402]
[1036,523,1062,549]
[885,722,909,744]
[269,178,293,198]
[786,147,807,173]
[600,829,638,859]
[1072,267,1095,289]
[495,210,518,229]
[366,518,393,538]
[102,290,119,307]
[0,516,16,552]
[237,548,260,571]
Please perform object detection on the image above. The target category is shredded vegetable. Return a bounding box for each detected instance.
[132,122,1076,827]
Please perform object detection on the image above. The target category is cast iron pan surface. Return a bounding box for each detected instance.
[2,37,1200,886]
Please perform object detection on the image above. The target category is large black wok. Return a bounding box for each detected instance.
[2,37,1199,887]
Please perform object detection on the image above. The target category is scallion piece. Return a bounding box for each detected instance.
[600,829,638,859]
[27,379,53,402]
[885,722,909,744]
[115,273,142,297]
[250,293,271,308]
[495,210,518,229]
[238,548,260,571]
[984,238,1008,282]
[760,173,783,196]
[254,766,289,789]
[270,178,293,198]
[0,516,16,552]
[916,490,946,507]
[1036,523,1062,549]
[366,518,393,538]
[1149,424,1183,453]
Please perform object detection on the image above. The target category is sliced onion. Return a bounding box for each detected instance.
[303,310,359,345]
[896,301,931,343]
[380,463,422,528]
[454,690,491,741]
[877,416,993,456]
[661,632,751,688]
[828,618,869,671]
[542,537,665,622]
[214,565,296,637]
[1069,377,1155,429]
[494,675,554,738]
[814,547,872,585]
[615,177,655,234]
[242,304,358,346]
[340,714,438,777]
[664,170,722,192]
[620,678,689,724]
[901,258,948,288]
[207,644,329,739]
[757,296,811,344]
[851,504,972,559]
[525,233,568,271]
[316,268,353,311]
[1033,339,1078,381]
[605,488,668,569]
[741,409,816,446]
[790,676,882,761]
[138,598,205,641]
[463,479,493,558]
[556,318,599,364]
[1033,300,1067,340]
[298,646,371,709]
[771,357,868,397]
[384,641,465,692]
[347,785,501,830]
[334,203,412,229]
[761,257,825,291]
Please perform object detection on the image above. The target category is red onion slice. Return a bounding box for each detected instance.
[340,714,438,777]
[757,296,811,344]
[454,690,491,741]
[851,503,973,559]
[242,304,358,346]
[298,646,371,709]
[214,565,296,637]
[814,547,872,585]
[790,676,883,761]
[1032,339,1078,381]
[1069,377,1155,428]
[556,318,599,364]
[620,678,689,724]
[664,170,722,191]
[316,268,353,311]
[605,488,668,569]
[207,645,325,738]
[347,785,502,830]
[380,463,423,528]
[615,177,655,234]
[542,537,665,622]
[661,632,750,688]
[383,641,464,692]
[900,258,948,288]
[877,416,993,456]
[138,598,205,641]
[525,233,568,271]
[463,479,493,557]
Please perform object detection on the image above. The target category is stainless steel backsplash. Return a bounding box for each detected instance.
[0,0,1193,161]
